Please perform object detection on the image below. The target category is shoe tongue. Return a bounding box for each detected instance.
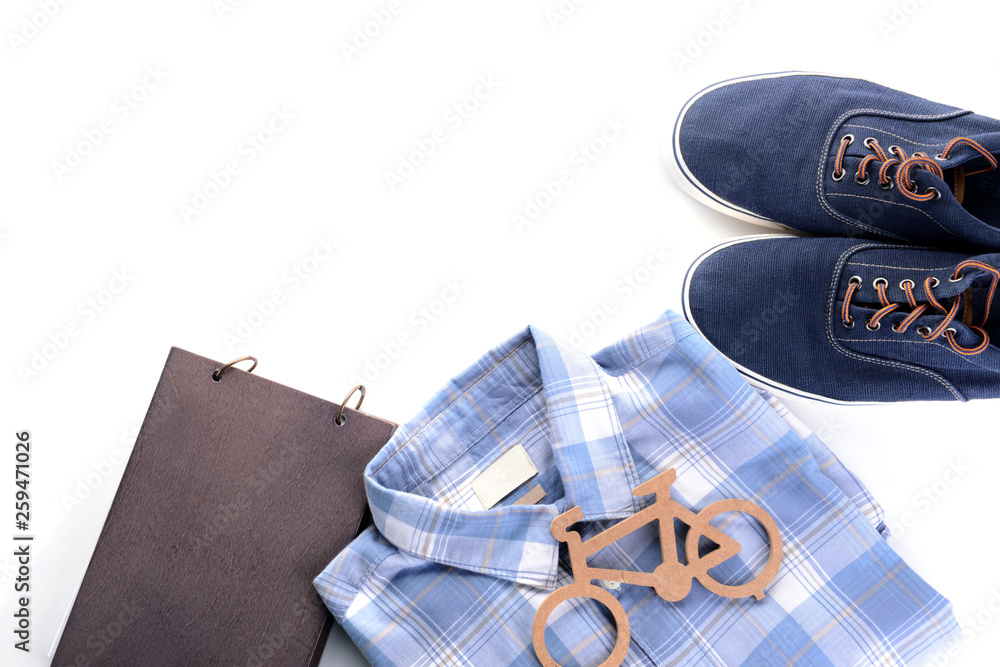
[960,284,977,325]
[949,166,966,205]
[937,133,1000,204]
[951,264,1000,329]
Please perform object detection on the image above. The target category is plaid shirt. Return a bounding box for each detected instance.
[315,311,958,666]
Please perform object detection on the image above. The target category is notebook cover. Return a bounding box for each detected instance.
[52,347,396,667]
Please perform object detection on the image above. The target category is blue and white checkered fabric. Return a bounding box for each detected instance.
[315,311,958,666]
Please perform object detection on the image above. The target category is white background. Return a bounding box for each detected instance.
[2,0,998,665]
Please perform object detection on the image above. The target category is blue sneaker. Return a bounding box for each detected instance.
[668,72,1000,249]
[682,235,1000,403]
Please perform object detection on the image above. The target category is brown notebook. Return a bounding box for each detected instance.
[52,347,396,667]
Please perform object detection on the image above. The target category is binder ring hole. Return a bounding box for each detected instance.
[336,384,366,426]
[212,355,258,382]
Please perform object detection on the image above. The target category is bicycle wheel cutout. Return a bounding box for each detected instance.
[685,499,782,600]
[532,583,629,667]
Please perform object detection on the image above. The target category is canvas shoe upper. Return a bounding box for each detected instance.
[670,72,1000,250]
[682,235,1000,403]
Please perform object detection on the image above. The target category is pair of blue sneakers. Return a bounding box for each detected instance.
[671,72,1000,403]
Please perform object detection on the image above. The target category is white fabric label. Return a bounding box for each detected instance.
[471,445,538,509]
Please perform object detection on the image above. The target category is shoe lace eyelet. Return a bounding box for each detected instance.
[855,174,870,186]
[832,170,845,182]
[949,272,964,283]
[928,277,940,288]
[843,318,855,329]
[935,153,950,161]
[866,321,881,332]
[899,279,915,290]
[945,327,958,335]
[891,323,901,333]
[842,134,855,145]
[873,277,888,289]
[889,145,904,159]
[879,179,894,190]
[917,326,933,337]
[848,275,863,287]
[927,187,941,200]
[864,137,878,149]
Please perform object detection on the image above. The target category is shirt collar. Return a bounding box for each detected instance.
[363,324,642,589]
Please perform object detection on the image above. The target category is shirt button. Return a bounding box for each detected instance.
[601,580,621,591]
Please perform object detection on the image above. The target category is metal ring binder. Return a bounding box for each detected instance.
[336,385,366,425]
[212,355,258,381]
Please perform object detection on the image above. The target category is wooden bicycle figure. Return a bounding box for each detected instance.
[532,468,783,667]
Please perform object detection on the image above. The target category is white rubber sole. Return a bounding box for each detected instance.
[666,71,849,231]
[681,234,878,406]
